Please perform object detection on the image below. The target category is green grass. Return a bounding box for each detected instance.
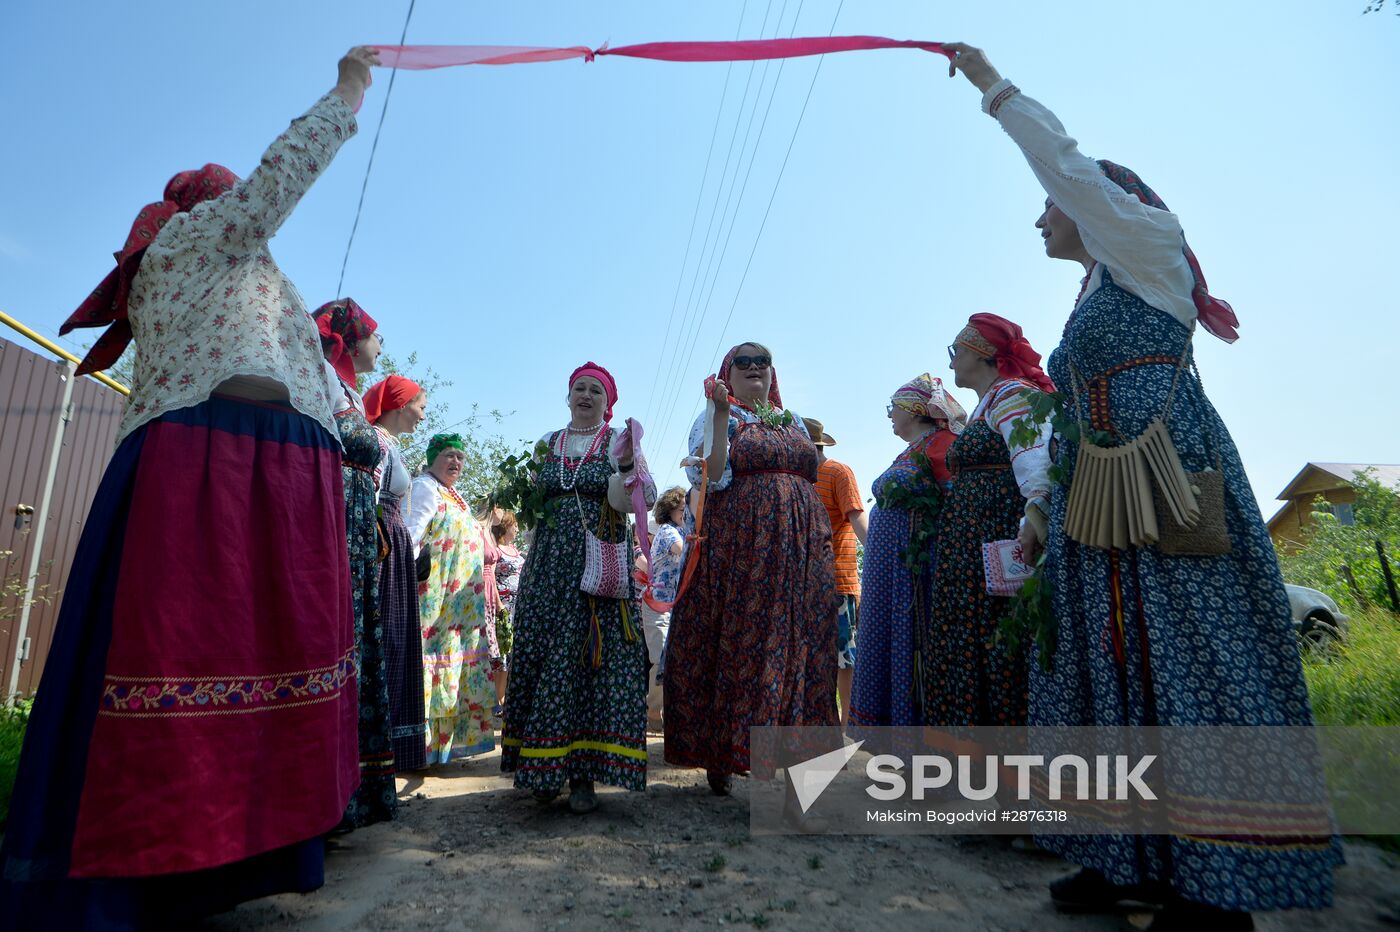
[1302,607,1400,726]
[1301,608,1400,853]
[0,700,33,831]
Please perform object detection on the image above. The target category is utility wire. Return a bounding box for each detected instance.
[665,0,846,471]
[335,0,416,298]
[643,0,751,430]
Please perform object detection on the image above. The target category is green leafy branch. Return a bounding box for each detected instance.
[492,440,555,531]
[750,401,794,429]
[1006,389,1114,488]
[874,449,945,574]
[995,551,1058,672]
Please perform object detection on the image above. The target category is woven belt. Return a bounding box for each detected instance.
[955,463,1011,475]
[343,460,374,474]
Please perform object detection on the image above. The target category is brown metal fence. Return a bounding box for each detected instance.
[0,335,125,697]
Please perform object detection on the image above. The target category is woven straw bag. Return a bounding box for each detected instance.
[1064,332,1231,556]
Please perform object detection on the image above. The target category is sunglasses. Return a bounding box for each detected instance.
[732,354,772,370]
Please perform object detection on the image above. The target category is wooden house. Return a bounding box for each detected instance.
[1267,463,1400,550]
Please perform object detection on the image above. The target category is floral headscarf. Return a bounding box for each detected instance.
[1097,159,1238,343]
[60,164,240,376]
[717,342,782,410]
[892,373,967,433]
[313,298,378,386]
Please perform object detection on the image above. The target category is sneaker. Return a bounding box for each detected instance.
[1049,868,1168,913]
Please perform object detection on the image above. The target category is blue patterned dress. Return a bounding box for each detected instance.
[848,433,951,734]
[1034,269,1341,910]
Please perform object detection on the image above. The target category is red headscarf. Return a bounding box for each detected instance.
[362,374,423,424]
[717,343,782,410]
[313,298,378,386]
[568,361,618,422]
[965,313,1056,394]
[1097,159,1239,344]
[60,164,240,376]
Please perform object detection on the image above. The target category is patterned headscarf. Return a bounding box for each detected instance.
[313,298,378,386]
[892,373,967,433]
[568,361,618,422]
[1096,159,1239,344]
[425,433,465,465]
[363,374,423,424]
[956,313,1056,394]
[60,164,240,376]
[718,342,782,410]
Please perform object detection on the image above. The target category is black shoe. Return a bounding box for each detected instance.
[532,787,560,804]
[707,771,733,796]
[1049,868,1168,913]
[1147,899,1253,931]
[568,779,598,814]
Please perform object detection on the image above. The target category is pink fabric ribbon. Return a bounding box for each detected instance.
[611,417,657,558]
[367,36,953,71]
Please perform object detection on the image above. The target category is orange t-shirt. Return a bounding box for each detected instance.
[816,458,863,595]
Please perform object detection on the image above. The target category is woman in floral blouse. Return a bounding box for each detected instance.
[1,49,377,927]
[406,434,496,765]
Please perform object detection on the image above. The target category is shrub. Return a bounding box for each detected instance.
[0,699,33,831]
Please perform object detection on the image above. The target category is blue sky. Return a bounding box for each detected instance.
[3,1,1397,519]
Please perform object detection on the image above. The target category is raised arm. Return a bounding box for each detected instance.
[944,44,1192,307]
[178,48,378,255]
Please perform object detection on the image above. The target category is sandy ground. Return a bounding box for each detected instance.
[204,740,1400,931]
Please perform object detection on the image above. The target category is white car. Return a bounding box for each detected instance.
[1284,584,1349,649]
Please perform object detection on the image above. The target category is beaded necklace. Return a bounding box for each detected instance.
[556,422,608,491]
[433,474,468,512]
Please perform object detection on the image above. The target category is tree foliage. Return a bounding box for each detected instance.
[374,352,518,503]
[1276,469,1400,613]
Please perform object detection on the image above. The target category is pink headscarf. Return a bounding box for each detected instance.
[718,343,782,410]
[569,361,618,422]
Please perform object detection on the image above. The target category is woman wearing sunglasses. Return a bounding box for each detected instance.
[663,342,839,827]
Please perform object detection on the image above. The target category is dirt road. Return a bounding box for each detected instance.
[207,740,1400,931]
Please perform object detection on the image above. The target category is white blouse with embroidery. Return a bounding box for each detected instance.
[117,93,359,445]
[982,79,1197,327]
[373,426,413,505]
[970,379,1054,519]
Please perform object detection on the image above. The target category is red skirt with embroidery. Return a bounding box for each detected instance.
[59,397,359,878]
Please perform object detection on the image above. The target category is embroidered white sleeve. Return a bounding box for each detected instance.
[986,383,1053,512]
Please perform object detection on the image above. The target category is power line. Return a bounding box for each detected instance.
[665,0,846,471]
[643,0,751,431]
[335,0,417,298]
[646,0,778,441]
[651,0,806,463]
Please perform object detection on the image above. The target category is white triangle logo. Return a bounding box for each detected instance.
[788,740,864,813]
